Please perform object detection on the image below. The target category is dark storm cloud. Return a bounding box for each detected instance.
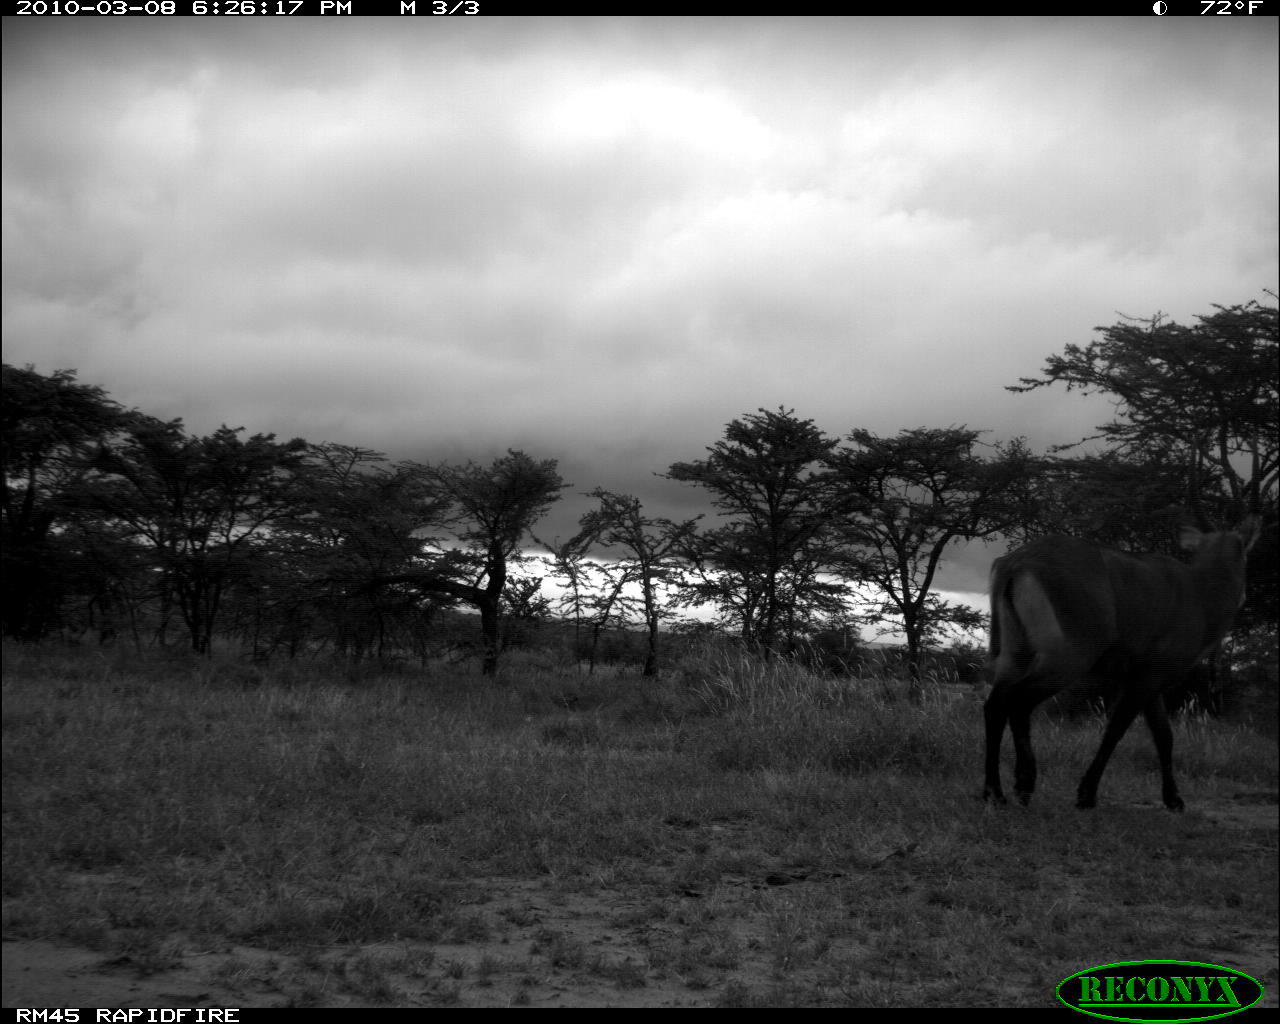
[3,17,1276,597]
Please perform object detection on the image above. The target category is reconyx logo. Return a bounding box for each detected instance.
[1057,961,1264,1022]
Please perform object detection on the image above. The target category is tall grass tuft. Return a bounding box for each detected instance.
[670,643,979,777]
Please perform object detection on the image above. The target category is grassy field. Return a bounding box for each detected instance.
[3,641,1276,1008]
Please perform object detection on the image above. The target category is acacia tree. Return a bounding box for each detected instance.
[827,427,1034,693]
[572,489,699,676]
[537,531,604,660]
[96,418,310,654]
[1011,296,1278,626]
[1015,450,1202,555]
[1010,299,1277,514]
[262,445,449,661]
[1,365,129,638]
[537,529,641,673]
[390,450,567,676]
[667,408,843,654]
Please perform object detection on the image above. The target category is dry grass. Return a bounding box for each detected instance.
[3,641,1276,1007]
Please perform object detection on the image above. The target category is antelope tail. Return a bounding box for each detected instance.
[988,561,1027,671]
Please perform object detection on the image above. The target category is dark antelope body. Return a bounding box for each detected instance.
[983,517,1259,811]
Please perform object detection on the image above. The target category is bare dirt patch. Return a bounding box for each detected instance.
[5,881,725,1008]
[6,799,1277,1011]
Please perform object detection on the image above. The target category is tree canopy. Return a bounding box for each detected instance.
[6,290,1272,690]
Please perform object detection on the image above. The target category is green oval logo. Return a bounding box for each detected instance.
[1057,960,1264,1022]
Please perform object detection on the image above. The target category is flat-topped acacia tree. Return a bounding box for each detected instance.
[376,450,567,677]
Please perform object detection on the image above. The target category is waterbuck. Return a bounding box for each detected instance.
[983,516,1260,811]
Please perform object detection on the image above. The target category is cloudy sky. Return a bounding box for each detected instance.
[3,17,1277,603]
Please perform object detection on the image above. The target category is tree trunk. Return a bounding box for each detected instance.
[479,594,501,677]
[642,612,659,677]
[904,621,924,704]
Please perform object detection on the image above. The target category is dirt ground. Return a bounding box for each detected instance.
[2,880,738,1009]
[5,797,1277,1009]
